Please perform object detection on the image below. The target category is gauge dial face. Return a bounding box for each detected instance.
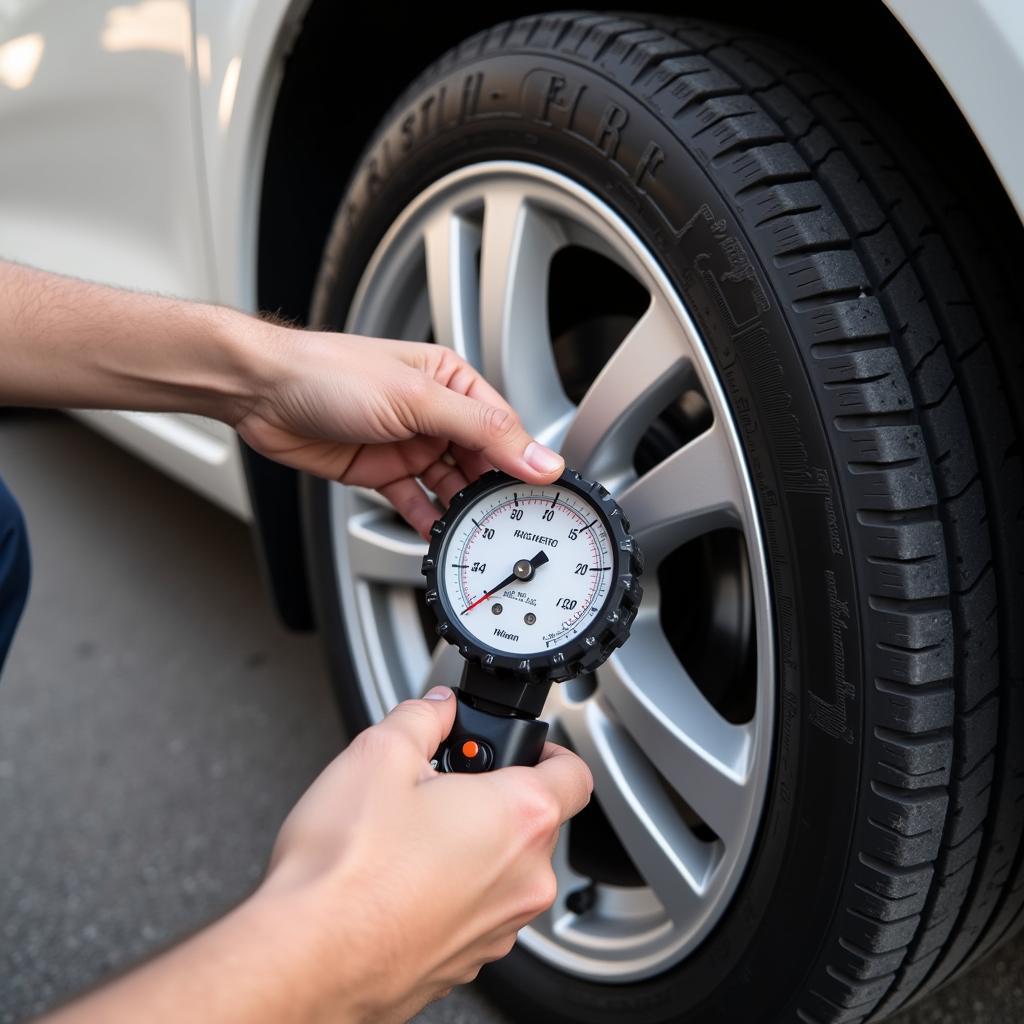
[439,481,615,657]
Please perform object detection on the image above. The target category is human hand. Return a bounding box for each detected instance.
[37,687,591,1024]
[236,327,565,537]
[0,264,563,529]
[256,687,593,1023]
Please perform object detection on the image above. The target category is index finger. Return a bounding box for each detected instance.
[532,742,594,823]
[463,373,565,483]
[453,366,539,481]
[464,370,515,416]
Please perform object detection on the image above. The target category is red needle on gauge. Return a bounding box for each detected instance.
[461,550,549,615]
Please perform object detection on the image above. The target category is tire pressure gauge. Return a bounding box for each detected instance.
[421,469,643,772]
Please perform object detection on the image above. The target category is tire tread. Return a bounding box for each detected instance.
[526,11,1024,1019]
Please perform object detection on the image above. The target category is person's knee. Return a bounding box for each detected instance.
[0,478,30,670]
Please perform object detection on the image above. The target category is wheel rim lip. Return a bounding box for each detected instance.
[326,161,776,982]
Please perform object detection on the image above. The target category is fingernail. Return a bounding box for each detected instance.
[424,686,454,701]
[524,441,563,474]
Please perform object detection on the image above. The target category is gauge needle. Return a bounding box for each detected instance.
[461,550,549,615]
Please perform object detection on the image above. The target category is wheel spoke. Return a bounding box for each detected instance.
[423,207,481,364]
[551,820,589,898]
[346,508,428,586]
[347,485,393,510]
[479,188,574,437]
[618,421,744,563]
[387,589,432,706]
[596,613,753,846]
[560,296,692,487]
[422,641,464,693]
[529,821,590,941]
[559,699,713,925]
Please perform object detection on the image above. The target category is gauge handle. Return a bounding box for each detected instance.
[431,690,549,772]
[431,665,551,773]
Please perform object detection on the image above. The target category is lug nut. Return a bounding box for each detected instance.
[565,884,596,915]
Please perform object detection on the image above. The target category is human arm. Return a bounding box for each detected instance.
[41,687,592,1023]
[0,261,565,536]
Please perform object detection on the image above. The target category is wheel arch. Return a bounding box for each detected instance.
[885,0,1024,225]
[249,0,1024,632]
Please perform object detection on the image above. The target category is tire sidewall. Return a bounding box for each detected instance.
[306,48,866,1023]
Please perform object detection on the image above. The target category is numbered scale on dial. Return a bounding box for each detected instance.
[421,469,643,773]
[444,482,615,655]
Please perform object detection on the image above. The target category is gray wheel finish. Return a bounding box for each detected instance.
[327,162,775,982]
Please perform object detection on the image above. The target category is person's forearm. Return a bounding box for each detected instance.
[0,261,270,422]
[41,886,366,1024]
[0,260,566,539]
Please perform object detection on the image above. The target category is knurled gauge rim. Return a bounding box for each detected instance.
[421,469,644,686]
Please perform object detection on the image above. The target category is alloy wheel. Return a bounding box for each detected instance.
[328,162,775,982]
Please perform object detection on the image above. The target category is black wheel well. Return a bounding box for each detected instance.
[250,0,1023,631]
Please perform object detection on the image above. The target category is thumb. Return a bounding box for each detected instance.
[414,382,564,483]
[376,686,458,763]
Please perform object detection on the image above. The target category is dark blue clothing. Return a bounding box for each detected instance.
[0,477,29,672]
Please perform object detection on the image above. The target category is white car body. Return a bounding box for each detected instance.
[0,0,1021,520]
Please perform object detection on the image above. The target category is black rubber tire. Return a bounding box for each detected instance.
[303,12,1024,1023]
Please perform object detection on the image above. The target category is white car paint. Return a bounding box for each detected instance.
[192,0,304,314]
[0,0,1020,520]
[885,0,1024,222]
[0,0,305,518]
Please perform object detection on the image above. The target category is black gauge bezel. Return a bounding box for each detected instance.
[435,473,614,658]
[421,469,643,686]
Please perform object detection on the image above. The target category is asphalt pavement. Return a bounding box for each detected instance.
[0,412,1019,1024]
